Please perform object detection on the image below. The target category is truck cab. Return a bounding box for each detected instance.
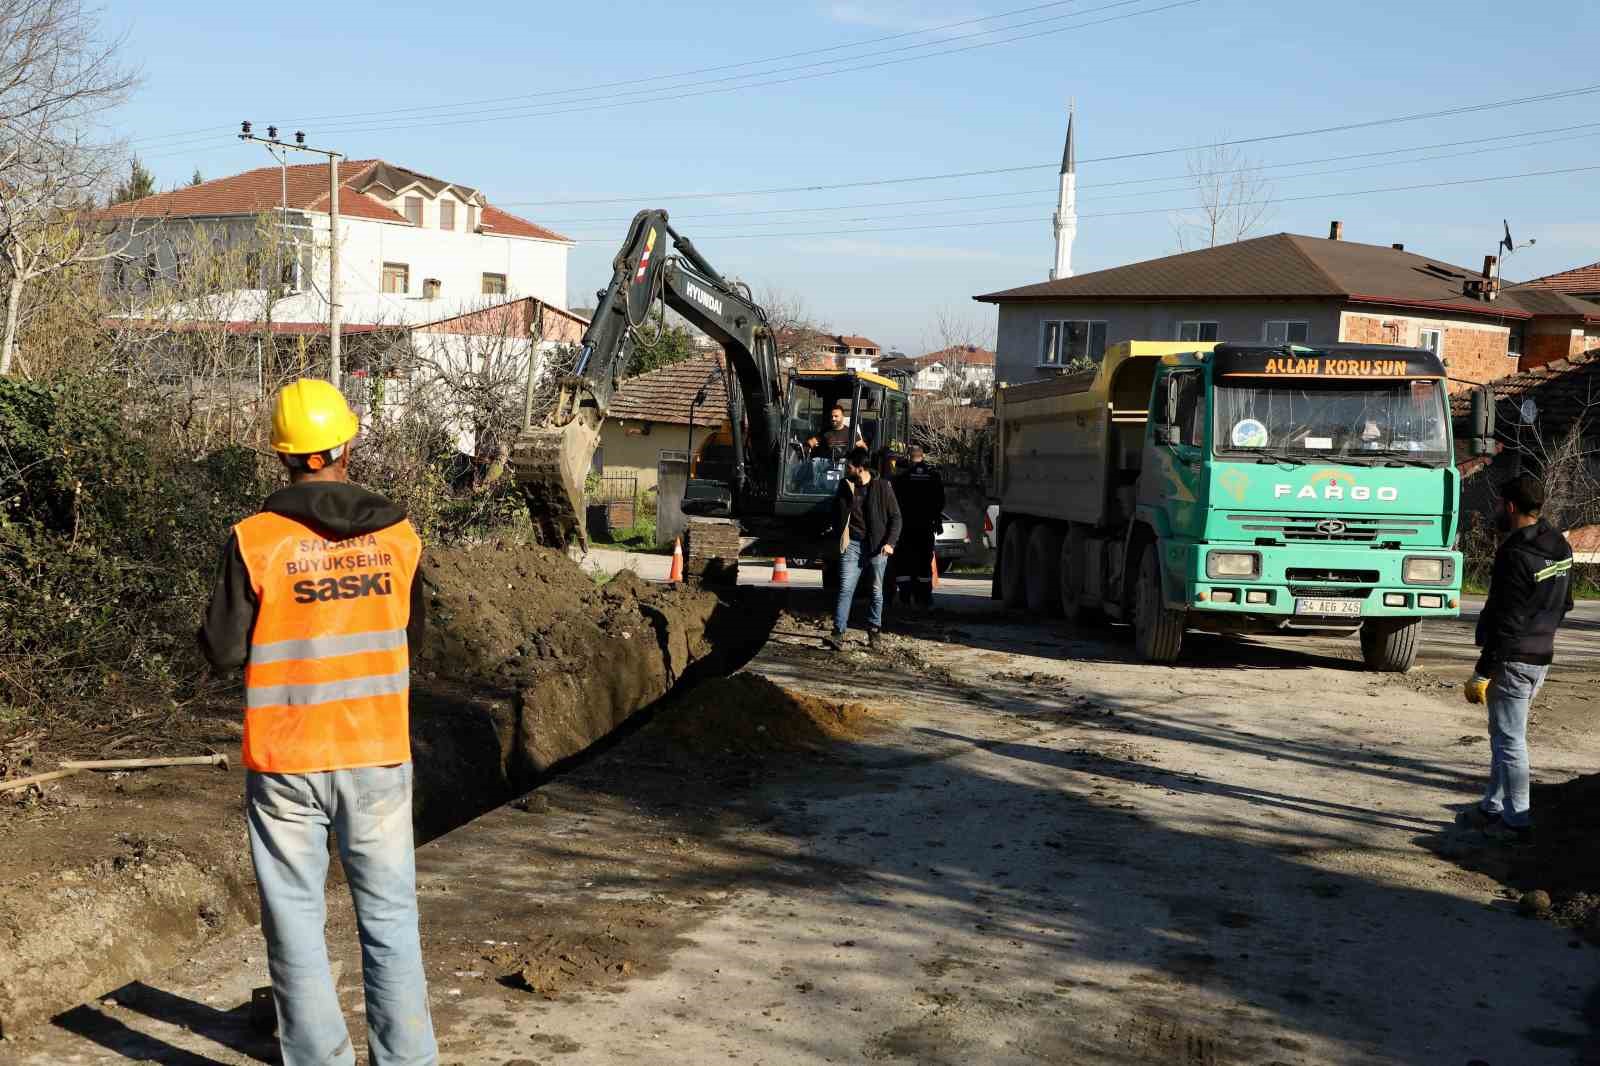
[992,341,1478,671]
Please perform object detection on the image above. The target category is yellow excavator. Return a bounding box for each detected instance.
[511,209,911,558]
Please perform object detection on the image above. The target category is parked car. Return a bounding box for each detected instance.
[935,511,970,564]
[982,504,999,551]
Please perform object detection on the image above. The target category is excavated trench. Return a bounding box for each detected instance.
[407,545,779,840]
[0,546,778,1036]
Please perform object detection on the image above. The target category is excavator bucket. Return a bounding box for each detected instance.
[510,414,600,549]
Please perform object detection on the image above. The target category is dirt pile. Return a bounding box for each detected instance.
[641,672,889,765]
[407,546,774,834]
[483,901,674,1000]
[0,545,776,1035]
[1518,774,1600,931]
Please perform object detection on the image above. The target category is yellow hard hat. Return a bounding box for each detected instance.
[270,378,360,455]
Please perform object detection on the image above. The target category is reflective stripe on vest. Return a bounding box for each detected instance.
[234,510,421,774]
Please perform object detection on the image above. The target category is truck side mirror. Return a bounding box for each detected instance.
[1470,385,1497,456]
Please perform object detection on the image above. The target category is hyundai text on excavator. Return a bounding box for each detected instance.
[510,209,911,561]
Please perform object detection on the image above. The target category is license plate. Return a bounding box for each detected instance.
[1295,597,1363,616]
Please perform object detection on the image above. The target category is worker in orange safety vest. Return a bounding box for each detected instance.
[200,378,436,1066]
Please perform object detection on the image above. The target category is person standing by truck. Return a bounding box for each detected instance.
[827,446,901,650]
[1458,474,1573,842]
[892,444,946,608]
[200,379,437,1065]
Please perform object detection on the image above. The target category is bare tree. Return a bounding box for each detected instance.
[758,285,832,369]
[1171,141,1275,252]
[0,0,139,374]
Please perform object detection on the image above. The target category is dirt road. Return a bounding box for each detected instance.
[7,592,1600,1064]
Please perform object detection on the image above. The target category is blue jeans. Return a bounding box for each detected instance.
[834,538,888,636]
[1479,662,1549,828]
[247,763,437,1066]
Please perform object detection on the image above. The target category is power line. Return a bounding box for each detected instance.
[129,0,1095,147]
[505,81,1600,206]
[536,121,1600,228]
[132,0,1198,157]
[563,162,1600,242]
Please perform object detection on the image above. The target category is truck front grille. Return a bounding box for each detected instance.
[1285,568,1379,584]
[1228,514,1434,542]
[1288,585,1371,599]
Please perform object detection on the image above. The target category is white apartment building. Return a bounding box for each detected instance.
[100,158,572,321]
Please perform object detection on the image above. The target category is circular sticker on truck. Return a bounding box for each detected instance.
[1230,418,1269,448]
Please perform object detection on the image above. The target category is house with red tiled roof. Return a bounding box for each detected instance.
[595,354,730,497]
[98,159,573,319]
[977,226,1600,389]
[877,344,996,391]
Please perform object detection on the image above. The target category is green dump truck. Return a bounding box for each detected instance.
[990,341,1493,671]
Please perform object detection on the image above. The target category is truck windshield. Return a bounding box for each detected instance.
[1212,377,1450,463]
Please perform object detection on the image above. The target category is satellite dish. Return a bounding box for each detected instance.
[1520,397,1538,425]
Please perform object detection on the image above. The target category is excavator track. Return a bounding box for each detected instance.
[511,414,600,549]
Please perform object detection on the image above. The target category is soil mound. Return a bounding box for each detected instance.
[644,672,888,762]
[1521,774,1600,930]
[407,545,772,833]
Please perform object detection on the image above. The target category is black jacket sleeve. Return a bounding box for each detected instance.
[1474,549,1535,676]
[882,481,903,550]
[197,534,257,671]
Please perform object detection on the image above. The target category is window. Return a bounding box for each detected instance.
[1039,319,1108,366]
[1162,370,1205,447]
[481,272,507,296]
[467,205,479,232]
[1212,377,1450,462]
[1177,321,1219,342]
[1264,320,1309,345]
[404,196,422,226]
[381,262,409,294]
[1419,328,1443,355]
[439,200,455,230]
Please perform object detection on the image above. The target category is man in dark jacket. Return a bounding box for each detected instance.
[1459,473,1573,842]
[892,444,946,608]
[827,446,901,650]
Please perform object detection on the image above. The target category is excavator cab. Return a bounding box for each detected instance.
[778,370,909,511]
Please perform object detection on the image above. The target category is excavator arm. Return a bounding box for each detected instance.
[512,209,784,547]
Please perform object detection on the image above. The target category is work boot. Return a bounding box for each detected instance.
[867,628,881,651]
[823,632,845,652]
[1455,806,1501,831]
[1482,820,1533,846]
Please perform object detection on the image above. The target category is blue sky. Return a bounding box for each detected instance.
[111,0,1599,353]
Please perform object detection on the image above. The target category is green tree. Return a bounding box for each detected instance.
[109,156,155,204]
[189,168,203,186]
[626,321,699,377]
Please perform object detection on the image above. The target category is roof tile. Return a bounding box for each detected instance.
[607,354,728,426]
[975,232,1560,320]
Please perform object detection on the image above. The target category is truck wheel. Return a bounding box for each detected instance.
[1000,521,1030,609]
[1058,525,1089,624]
[1133,544,1184,663]
[1360,618,1420,673]
[1025,525,1064,616]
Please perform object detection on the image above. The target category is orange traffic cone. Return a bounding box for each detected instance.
[669,537,684,583]
[771,556,790,584]
[931,554,940,589]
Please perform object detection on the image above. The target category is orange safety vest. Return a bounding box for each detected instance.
[234,510,422,774]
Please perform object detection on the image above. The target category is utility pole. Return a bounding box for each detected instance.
[238,122,345,387]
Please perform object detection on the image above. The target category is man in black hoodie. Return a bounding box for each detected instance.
[1459,473,1573,843]
[201,379,436,1065]
[827,446,902,650]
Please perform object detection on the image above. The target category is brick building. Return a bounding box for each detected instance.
[977,225,1600,390]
